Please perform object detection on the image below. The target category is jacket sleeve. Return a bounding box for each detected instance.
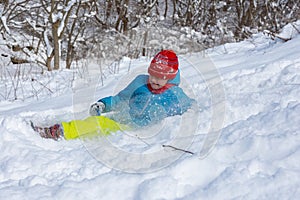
[97,75,148,112]
[171,86,194,115]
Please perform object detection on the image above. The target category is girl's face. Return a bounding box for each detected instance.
[149,75,168,90]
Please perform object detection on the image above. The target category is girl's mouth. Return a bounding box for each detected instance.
[150,82,162,89]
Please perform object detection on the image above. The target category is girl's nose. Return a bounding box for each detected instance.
[150,77,157,83]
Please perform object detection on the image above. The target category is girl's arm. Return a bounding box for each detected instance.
[97,75,148,112]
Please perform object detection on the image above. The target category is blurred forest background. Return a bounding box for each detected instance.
[0,0,299,100]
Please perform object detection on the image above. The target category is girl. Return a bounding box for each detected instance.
[33,50,194,140]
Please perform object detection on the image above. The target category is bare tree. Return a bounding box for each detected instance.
[39,0,90,70]
[1,0,299,72]
[0,0,95,71]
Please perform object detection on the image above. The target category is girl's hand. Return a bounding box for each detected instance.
[89,102,105,116]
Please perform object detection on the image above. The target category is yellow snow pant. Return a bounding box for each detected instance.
[61,116,128,140]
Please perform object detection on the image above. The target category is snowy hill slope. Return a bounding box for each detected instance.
[0,26,300,199]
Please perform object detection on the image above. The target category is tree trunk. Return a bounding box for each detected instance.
[66,44,74,69]
[46,55,52,71]
[142,30,148,56]
[164,0,168,18]
[52,21,60,70]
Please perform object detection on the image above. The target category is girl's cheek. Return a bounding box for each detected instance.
[158,80,167,86]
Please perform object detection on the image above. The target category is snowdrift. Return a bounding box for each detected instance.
[0,22,300,199]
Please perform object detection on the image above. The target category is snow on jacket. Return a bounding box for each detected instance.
[98,71,194,126]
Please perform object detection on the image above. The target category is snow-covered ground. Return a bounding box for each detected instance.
[1,22,300,199]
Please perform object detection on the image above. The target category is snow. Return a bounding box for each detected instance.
[1,23,300,199]
[0,15,10,34]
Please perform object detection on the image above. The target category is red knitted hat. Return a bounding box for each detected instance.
[148,50,179,80]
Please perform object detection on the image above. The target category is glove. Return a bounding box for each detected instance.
[89,101,105,116]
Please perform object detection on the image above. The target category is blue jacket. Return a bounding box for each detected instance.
[98,71,194,126]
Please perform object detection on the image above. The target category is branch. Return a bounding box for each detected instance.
[263,30,291,42]
[162,144,195,155]
[291,23,300,34]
